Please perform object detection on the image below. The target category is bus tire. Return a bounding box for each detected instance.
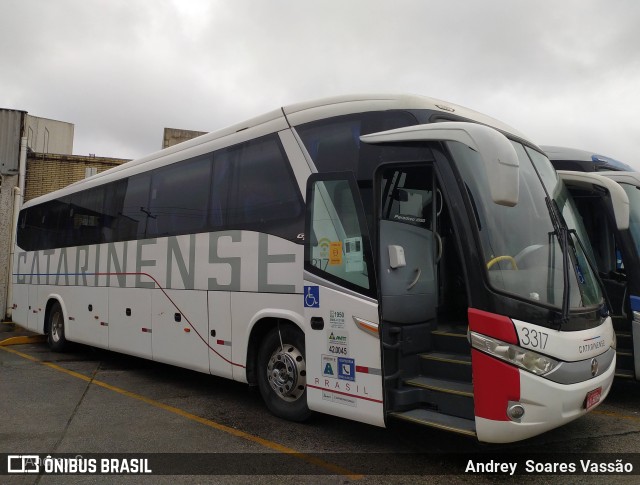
[47,301,68,352]
[257,324,311,422]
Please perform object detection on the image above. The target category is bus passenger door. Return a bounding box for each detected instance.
[303,173,385,427]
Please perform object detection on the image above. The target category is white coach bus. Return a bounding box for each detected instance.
[12,94,616,443]
[544,145,640,380]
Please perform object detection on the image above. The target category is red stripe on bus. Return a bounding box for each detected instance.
[93,272,246,369]
[468,308,518,344]
[472,349,520,421]
[356,366,368,373]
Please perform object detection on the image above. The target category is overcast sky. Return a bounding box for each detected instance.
[2,0,640,169]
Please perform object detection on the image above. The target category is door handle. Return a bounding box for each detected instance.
[310,317,324,330]
[407,267,422,290]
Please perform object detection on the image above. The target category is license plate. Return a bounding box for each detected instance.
[585,387,602,410]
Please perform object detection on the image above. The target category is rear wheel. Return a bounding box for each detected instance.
[257,324,311,422]
[47,302,68,352]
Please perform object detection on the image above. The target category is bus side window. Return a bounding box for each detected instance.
[147,155,212,237]
[119,174,151,241]
[211,148,235,228]
[103,179,127,243]
[225,134,304,238]
[70,186,105,246]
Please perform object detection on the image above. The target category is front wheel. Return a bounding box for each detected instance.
[257,324,311,422]
[47,302,68,352]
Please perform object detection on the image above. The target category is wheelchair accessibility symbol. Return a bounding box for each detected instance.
[304,286,320,308]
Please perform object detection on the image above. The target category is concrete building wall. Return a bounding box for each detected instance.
[163,127,207,149]
[0,109,26,175]
[24,153,129,202]
[0,174,18,319]
[1,111,78,319]
[26,115,74,155]
[0,109,25,319]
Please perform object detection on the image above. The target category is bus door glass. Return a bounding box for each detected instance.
[303,172,384,426]
[376,163,438,326]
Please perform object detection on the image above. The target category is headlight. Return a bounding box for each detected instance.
[470,331,559,376]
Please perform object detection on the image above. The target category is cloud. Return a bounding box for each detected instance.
[1,0,639,169]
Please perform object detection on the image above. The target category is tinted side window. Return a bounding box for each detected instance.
[226,134,304,240]
[16,209,29,250]
[18,200,72,250]
[17,134,304,251]
[296,111,429,239]
[69,186,105,246]
[118,174,151,241]
[148,155,212,237]
[103,180,127,243]
[295,110,422,180]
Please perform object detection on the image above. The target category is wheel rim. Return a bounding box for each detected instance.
[266,343,306,402]
[50,312,62,343]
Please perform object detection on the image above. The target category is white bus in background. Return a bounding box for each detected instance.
[544,145,640,380]
[12,94,617,443]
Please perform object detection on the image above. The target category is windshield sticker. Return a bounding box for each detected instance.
[328,241,342,266]
[344,237,363,272]
[318,238,330,259]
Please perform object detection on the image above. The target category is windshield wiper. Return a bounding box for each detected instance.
[545,197,570,327]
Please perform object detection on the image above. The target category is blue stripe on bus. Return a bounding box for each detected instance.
[631,295,640,312]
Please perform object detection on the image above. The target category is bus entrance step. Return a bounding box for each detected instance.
[616,350,635,372]
[404,376,473,397]
[431,328,469,355]
[615,331,633,352]
[612,316,631,332]
[615,368,635,379]
[419,352,472,381]
[390,408,476,437]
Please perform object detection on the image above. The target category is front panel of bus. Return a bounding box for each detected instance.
[299,120,615,443]
[447,141,615,441]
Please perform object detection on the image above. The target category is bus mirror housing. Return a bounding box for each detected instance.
[360,122,519,207]
[558,170,630,230]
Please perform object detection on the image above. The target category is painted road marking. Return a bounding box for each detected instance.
[0,335,46,346]
[592,408,640,422]
[0,345,362,480]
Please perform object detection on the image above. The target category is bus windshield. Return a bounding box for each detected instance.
[449,140,603,310]
[620,183,640,259]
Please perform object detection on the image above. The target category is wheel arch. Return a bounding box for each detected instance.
[43,294,67,336]
[246,313,305,386]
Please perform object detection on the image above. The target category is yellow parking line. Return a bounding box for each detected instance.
[0,345,363,480]
[0,335,46,346]
[592,408,640,422]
